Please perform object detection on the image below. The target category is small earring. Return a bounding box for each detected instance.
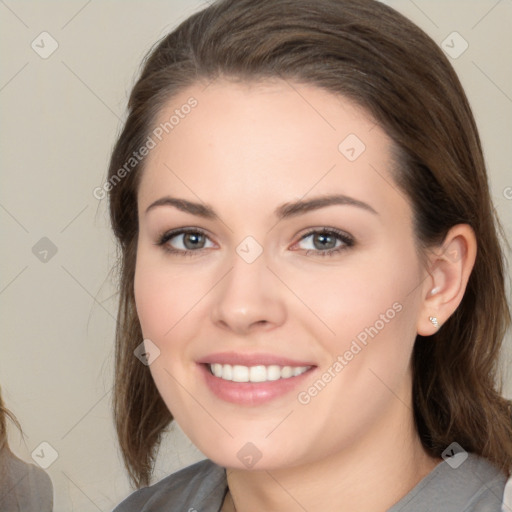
[430,287,440,295]
[429,316,439,329]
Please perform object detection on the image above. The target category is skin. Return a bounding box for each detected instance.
[134,79,476,512]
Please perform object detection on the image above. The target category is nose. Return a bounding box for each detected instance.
[210,249,287,335]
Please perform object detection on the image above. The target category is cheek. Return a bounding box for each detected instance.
[289,241,423,425]
[133,251,203,419]
[134,261,169,340]
[278,244,421,346]
[134,250,208,340]
[313,245,422,393]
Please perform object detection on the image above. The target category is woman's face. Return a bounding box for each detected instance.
[134,79,429,470]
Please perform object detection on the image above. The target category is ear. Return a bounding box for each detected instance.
[416,224,477,336]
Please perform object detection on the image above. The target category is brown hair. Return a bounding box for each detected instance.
[0,388,22,454]
[107,0,512,487]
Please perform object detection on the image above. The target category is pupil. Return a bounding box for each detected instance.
[314,233,336,250]
[184,233,204,250]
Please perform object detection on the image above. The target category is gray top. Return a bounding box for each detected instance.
[0,448,54,512]
[113,453,507,512]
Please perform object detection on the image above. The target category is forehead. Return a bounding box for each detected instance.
[138,79,407,220]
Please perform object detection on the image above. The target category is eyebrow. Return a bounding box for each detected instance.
[145,194,378,219]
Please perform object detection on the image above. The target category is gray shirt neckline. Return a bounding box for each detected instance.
[113,452,507,511]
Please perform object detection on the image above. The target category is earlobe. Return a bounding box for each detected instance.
[428,316,439,329]
[416,224,477,336]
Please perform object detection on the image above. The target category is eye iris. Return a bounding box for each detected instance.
[313,233,337,250]
[183,232,205,250]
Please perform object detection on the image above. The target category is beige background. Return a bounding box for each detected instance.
[0,1,511,510]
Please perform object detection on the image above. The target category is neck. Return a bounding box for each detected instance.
[222,384,441,512]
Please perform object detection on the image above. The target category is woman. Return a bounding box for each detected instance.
[109,0,512,510]
[0,389,53,511]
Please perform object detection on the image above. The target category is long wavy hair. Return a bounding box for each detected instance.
[107,0,512,487]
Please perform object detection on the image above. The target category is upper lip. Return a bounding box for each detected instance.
[196,352,316,367]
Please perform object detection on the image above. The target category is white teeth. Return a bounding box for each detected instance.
[209,363,310,382]
[267,365,281,381]
[249,365,267,383]
[212,363,222,377]
[232,365,249,382]
[281,366,293,379]
[222,364,233,381]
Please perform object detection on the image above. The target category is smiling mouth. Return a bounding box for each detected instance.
[207,363,312,383]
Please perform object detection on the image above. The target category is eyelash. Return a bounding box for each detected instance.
[155,227,354,258]
[156,228,213,257]
[295,228,354,257]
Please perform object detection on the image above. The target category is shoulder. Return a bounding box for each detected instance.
[113,458,227,512]
[389,453,508,512]
[0,451,53,511]
[5,452,53,489]
[458,454,508,511]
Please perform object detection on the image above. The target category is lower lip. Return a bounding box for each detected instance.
[198,363,316,405]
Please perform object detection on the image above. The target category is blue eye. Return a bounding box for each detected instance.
[157,229,215,254]
[295,229,354,256]
[156,227,354,257]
